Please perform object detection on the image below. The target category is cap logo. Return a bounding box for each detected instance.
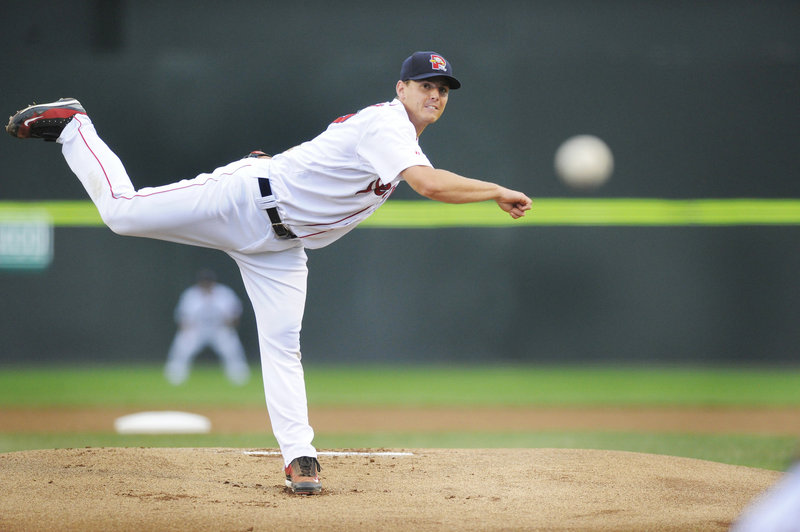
[429,54,447,72]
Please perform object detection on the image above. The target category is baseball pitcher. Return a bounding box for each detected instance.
[6,51,533,494]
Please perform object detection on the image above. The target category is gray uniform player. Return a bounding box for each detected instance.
[6,51,533,494]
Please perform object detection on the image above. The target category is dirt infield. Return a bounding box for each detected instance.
[0,447,781,531]
[4,404,800,434]
[1,405,796,530]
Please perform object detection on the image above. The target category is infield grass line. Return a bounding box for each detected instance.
[0,431,795,471]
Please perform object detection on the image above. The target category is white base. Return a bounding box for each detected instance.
[114,411,211,434]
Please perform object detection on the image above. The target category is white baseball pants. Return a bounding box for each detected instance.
[58,115,317,466]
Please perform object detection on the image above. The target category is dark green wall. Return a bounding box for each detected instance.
[1,1,798,364]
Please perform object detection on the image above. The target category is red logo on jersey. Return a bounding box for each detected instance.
[332,113,355,124]
[429,54,447,71]
[356,179,393,197]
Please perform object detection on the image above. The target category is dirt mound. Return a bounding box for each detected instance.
[0,447,780,531]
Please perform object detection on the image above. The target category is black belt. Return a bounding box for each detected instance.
[248,150,297,239]
[257,177,297,240]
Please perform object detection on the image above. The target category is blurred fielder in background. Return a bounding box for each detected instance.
[164,269,251,386]
[6,50,532,494]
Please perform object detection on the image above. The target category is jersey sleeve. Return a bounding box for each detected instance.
[356,111,431,183]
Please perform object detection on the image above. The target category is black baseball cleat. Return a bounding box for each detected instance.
[284,456,322,495]
[6,98,86,141]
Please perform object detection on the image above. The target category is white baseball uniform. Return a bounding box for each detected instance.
[57,98,431,466]
[164,281,250,386]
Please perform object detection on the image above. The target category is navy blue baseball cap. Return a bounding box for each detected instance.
[400,51,461,89]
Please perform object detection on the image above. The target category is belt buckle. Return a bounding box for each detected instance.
[272,222,296,239]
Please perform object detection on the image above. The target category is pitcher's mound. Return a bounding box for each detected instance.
[0,447,780,531]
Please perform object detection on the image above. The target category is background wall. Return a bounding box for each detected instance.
[1,1,798,364]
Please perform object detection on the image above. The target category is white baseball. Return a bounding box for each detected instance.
[554,135,614,189]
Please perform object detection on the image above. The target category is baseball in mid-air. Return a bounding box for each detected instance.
[554,135,614,189]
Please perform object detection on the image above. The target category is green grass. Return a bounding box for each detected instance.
[306,365,800,407]
[3,364,800,407]
[2,364,799,470]
[0,365,264,407]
